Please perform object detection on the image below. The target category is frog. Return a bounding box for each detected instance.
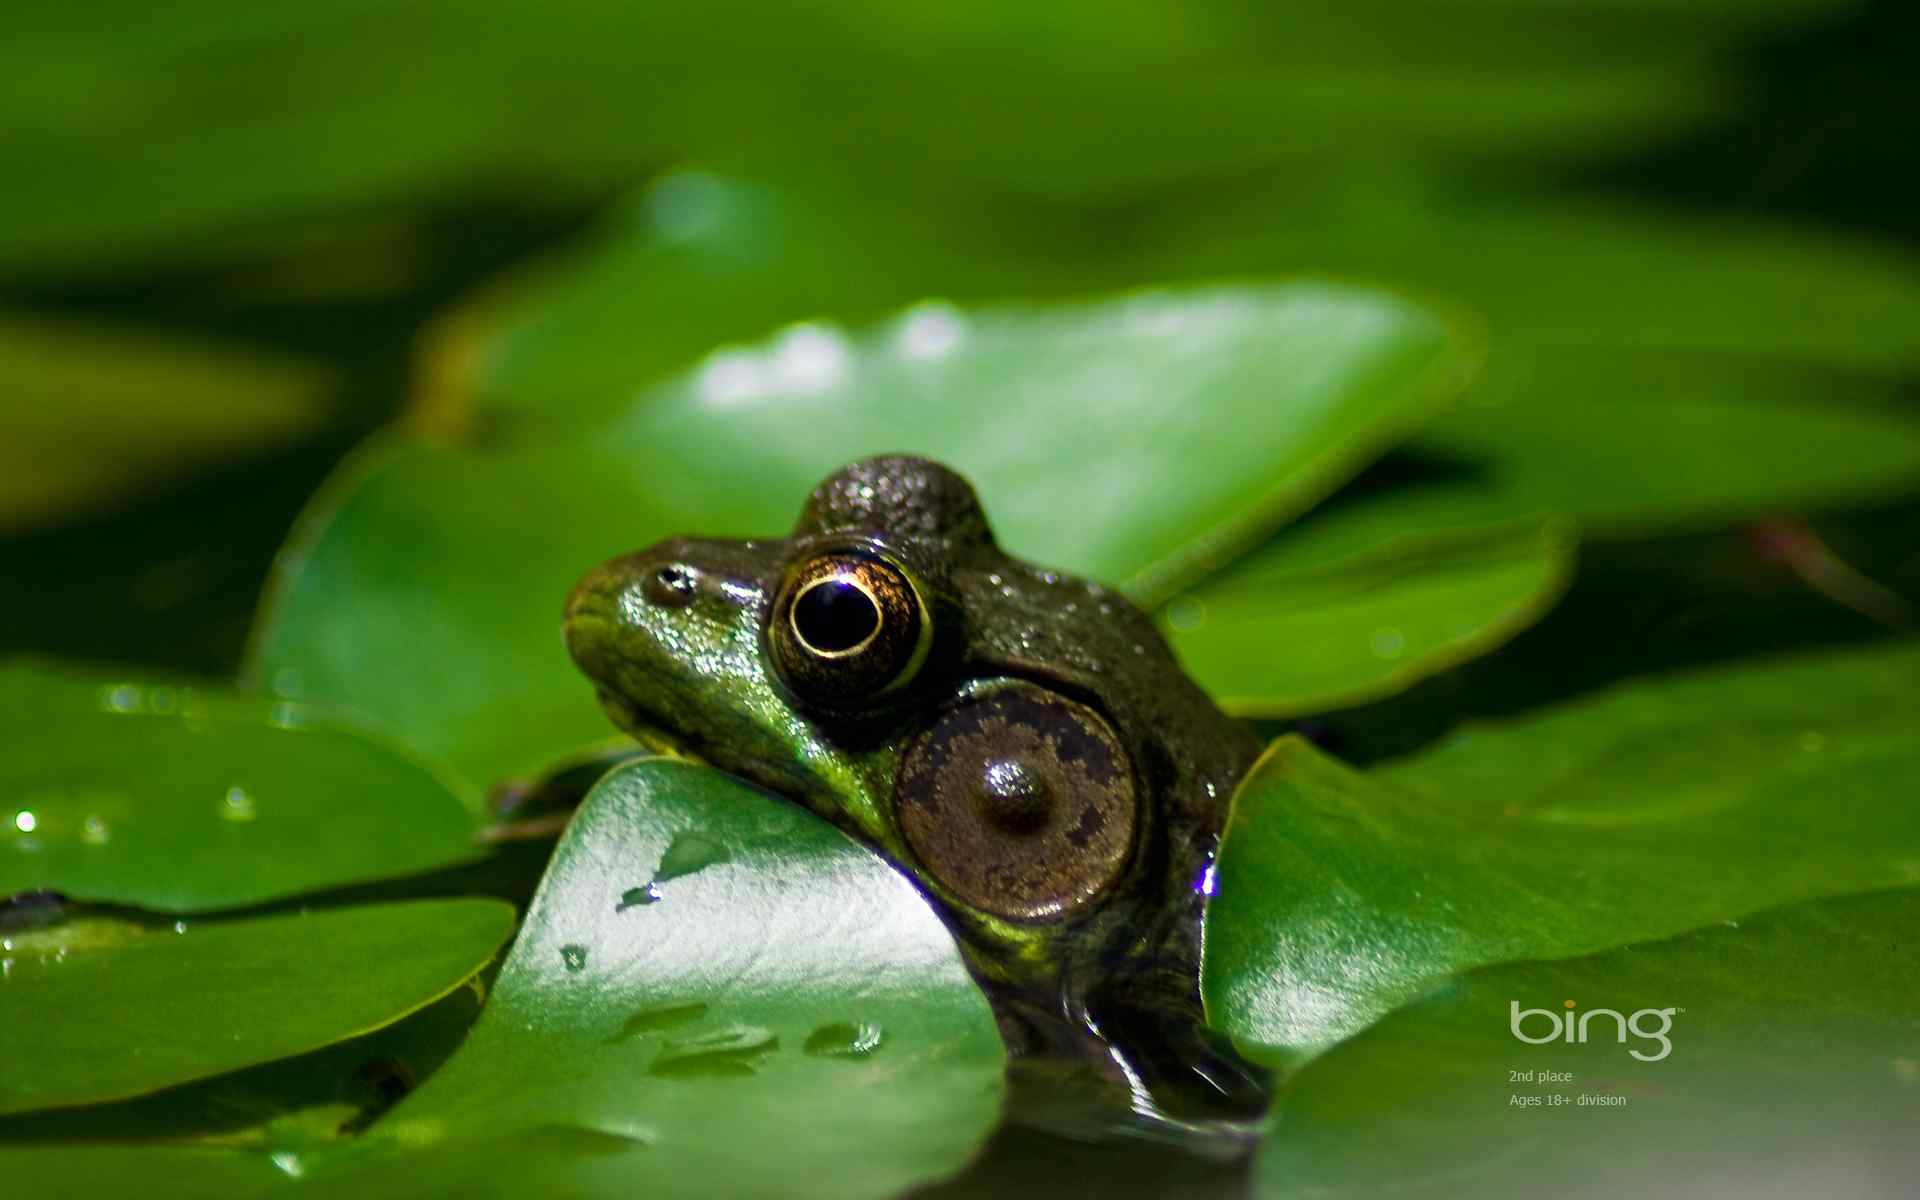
[563,455,1268,1136]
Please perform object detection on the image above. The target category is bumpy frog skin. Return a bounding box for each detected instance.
[564,456,1265,1126]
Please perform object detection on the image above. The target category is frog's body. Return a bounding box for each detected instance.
[565,456,1265,1129]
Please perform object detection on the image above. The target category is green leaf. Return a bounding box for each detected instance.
[1202,639,1920,1070]
[0,314,334,532]
[250,283,1462,787]
[1254,887,1920,1197]
[295,757,1005,1200]
[0,661,485,912]
[1240,349,1920,583]
[0,0,1801,276]
[0,898,514,1115]
[0,1145,292,1200]
[1163,518,1574,717]
[1162,196,1920,373]
[0,985,485,1199]
[0,981,484,1148]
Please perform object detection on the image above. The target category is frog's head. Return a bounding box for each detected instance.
[565,455,1265,1128]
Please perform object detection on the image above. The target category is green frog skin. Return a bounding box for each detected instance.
[564,455,1267,1132]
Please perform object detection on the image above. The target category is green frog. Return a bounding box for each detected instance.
[563,455,1267,1136]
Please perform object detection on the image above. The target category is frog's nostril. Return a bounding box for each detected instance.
[643,563,700,608]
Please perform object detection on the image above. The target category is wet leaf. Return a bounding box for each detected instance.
[0,899,514,1114]
[0,315,334,532]
[1164,518,1574,716]
[1254,888,1920,1197]
[1202,639,1920,1070]
[249,283,1461,788]
[0,982,483,1147]
[0,661,485,911]
[292,757,1005,1199]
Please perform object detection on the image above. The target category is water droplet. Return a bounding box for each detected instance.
[1369,628,1407,659]
[148,686,178,715]
[1799,731,1828,753]
[895,301,967,361]
[986,573,1003,587]
[654,833,729,883]
[12,810,37,833]
[612,1000,708,1041]
[616,883,663,912]
[269,1152,304,1179]
[1164,596,1207,633]
[560,944,588,973]
[648,1026,777,1078]
[81,816,110,845]
[100,684,141,713]
[220,787,257,823]
[173,921,188,934]
[804,1021,884,1058]
[269,702,304,730]
[516,1124,652,1154]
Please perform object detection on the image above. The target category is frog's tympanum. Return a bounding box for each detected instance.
[564,455,1267,1137]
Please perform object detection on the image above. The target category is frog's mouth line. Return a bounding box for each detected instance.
[593,687,707,766]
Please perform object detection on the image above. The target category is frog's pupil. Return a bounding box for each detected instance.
[795,578,881,653]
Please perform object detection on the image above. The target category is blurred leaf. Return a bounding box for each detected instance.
[0,899,514,1114]
[1253,887,1920,1198]
[1162,197,1920,372]
[1202,639,1920,1070]
[432,174,1920,438]
[1164,518,1575,716]
[0,661,485,911]
[0,314,334,532]
[293,757,1005,1200]
[1250,350,1920,573]
[250,283,1461,788]
[0,0,1811,276]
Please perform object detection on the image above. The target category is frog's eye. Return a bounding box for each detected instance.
[894,681,1137,923]
[769,551,932,709]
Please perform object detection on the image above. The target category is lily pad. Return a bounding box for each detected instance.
[1202,638,1920,1070]
[293,757,1005,1200]
[0,314,334,532]
[0,661,485,911]
[0,1,1794,276]
[249,283,1461,788]
[0,898,515,1115]
[1164,518,1574,716]
[0,980,484,1148]
[0,983,485,1197]
[434,176,1920,440]
[1254,887,1920,1197]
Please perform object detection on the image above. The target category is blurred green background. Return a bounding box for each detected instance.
[4,0,1915,733]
